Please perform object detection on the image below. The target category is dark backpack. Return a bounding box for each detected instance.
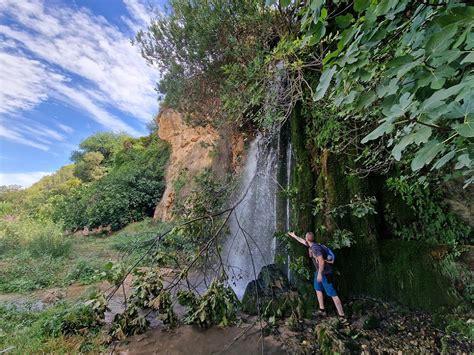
[319,243,336,262]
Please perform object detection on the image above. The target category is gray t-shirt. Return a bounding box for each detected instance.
[310,243,332,275]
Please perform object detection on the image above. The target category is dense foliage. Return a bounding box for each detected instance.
[55,134,169,230]
[135,0,285,125]
[137,0,472,186]
[285,0,473,185]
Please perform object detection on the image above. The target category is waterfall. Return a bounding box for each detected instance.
[285,141,292,282]
[223,132,279,299]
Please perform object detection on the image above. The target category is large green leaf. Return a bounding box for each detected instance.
[411,140,445,171]
[354,0,370,13]
[392,134,415,161]
[313,66,337,101]
[361,121,394,144]
[356,91,377,109]
[446,94,474,118]
[414,125,433,145]
[310,0,324,11]
[432,150,456,170]
[455,154,472,170]
[426,24,458,54]
[453,114,474,137]
[391,126,432,161]
[335,14,354,29]
[420,83,465,112]
[461,51,474,64]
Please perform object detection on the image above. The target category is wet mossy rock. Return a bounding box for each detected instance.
[241,264,300,317]
[290,104,315,232]
[337,240,460,311]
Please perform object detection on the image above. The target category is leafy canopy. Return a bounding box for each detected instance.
[135,0,282,125]
[291,0,474,186]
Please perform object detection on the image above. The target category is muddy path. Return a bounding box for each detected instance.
[113,323,286,355]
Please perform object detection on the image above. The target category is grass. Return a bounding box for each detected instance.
[0,218,171,353]
[0,218,171,293]
[0,300,106,354]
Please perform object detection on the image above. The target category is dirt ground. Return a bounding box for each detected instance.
[113,323,285,355]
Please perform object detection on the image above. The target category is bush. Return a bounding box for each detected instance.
[0,218,71,258]
[0,218,22,255]
[64,260,104,285]
[177,280,239,327]
[110,219,169,253]
[386,177,471,245]
[0,296,107,354]
[35,295,107,337]
[55,136,170,231]
[27,220,71,258]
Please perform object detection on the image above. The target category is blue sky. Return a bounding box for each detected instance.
[0,0,166,186]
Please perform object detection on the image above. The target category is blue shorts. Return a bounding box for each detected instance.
[314,272,337,297]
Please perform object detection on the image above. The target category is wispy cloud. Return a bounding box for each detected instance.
[122,0,155,32]
[0,171,52,187]
[57,123,73,134]
[0,0,160,151]
[0,51,65,114]
[0,124,49,151]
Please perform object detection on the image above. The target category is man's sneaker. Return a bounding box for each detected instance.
[313,309,327,318]
[338,315,350,327]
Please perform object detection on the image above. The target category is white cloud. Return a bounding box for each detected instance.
[0,171,52,187]
[0,52,65,114]
[0,0,160,121]
[51,83,141,136]
[122,0,156,32]
[0,0,160,151]
[0,124,49,151]
[57,123,73,133]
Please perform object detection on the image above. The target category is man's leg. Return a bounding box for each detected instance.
[316,290,325,310]
[331,296,345,317]
[314,272,326,312]
[322,274,345,317]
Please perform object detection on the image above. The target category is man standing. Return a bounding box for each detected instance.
[287,231,346,321]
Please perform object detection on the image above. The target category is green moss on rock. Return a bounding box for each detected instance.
[336,240,460,311]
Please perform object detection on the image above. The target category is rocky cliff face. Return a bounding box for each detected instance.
[153,109,219,221]
[153,109,245,221]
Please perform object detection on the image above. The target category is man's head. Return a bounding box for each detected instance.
[305,232,315,244]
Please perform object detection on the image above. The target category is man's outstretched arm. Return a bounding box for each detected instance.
[287,231,308,246]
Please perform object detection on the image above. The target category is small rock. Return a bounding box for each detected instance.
[41,288,65,304]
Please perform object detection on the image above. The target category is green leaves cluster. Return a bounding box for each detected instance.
[110,268,177,340]
[135,0,281,125]
[37,293,108,337]
[385,176,471,245]
[177,279,239,328]
[303,0,473,185]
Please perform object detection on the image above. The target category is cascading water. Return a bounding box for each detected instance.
[223,132,279,299]
[285,141,293,282]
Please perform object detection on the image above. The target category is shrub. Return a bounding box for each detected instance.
[0,218,22,255]
[35,295,107,337]
[27,220,71,258]
[177,279,239,327]
[64,260,104,285]
[55,136,170,231]
[0,253,67,293]
[0,218,71,258]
